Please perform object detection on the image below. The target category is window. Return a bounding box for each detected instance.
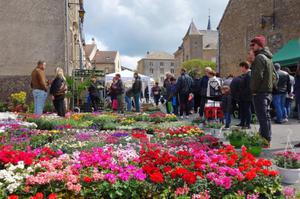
[150,68,154,74]
[160,77,164,83]
[105,67,109,73]
[170,68,175,74]
[170,62,174,66]
[149,62,153,66]
[160,68,164,74]
[160,62,164,66]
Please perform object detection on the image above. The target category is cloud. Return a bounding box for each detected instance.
[84,0,229,68]
[120,55,141,70]
[85,34,109,51]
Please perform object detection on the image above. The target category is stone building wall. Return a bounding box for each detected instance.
[218,0,300,76]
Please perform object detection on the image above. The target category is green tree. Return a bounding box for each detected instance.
[181,59,216,77]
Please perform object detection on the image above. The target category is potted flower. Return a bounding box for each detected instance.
[245,132,267,157]
[225,128,248,148]
[274,151,300,184]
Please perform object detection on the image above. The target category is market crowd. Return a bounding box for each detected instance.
[30,35,300,148]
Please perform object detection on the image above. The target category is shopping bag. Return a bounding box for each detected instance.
[112,99,118,110]
[172,96,177,106]
[167,101,173,113]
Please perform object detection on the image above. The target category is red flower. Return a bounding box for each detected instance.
[8,195,19,199]
[48,193,58,199]
[36,193,44,199]
[163,166,172,173]
[182,172,197,184]
[150,171,164,183]
[269,170,279,177]
[83,176,93,183]
[245,170,257,180]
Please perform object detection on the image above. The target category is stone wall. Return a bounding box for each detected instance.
[0,0,66,76]
[218,0,300,76]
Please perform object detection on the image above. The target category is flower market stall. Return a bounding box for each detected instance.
[0,111,298,199]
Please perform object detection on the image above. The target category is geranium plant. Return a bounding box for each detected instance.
[274,151,300,169]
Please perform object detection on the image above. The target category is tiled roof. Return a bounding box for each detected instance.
[84,44,96,58]
[145,51,174,60]
[184,21,201,38]
[92,51,117,64]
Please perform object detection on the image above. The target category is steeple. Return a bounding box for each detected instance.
[207,9,211,30]
[184,20,201,39]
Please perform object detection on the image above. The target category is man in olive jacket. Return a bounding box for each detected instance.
[250,35,273,146]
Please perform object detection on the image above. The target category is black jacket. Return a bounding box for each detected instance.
[50,77,66,99]
[132,77,142,94]
[230,76,242,101]
[176,73,193,94]
[192,78,202,95]
[239,71,252,102]
[221,94,232,113]
[273,70,291,94]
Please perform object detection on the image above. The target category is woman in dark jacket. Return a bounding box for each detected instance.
[50,67,67,117]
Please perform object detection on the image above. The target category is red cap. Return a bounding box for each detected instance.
[251,35,266,47]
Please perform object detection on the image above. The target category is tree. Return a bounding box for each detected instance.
[181,59,216,77]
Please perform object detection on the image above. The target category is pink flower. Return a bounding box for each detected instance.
[175,186,190,196]
[283,187,296,199]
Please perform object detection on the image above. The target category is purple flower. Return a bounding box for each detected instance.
[117,172,130,181]
[105,173,116,183]
[75,133,92,141]
[111,131,129,137]
[134,169,146,181]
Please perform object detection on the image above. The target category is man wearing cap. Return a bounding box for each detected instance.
[272,63,291,124]
[250,35,273,147]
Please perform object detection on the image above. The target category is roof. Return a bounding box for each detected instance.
[273,39,300,66]
[93,51,118,64]
[184,21,201,38]
[199,30,218,49]
[84,44,96,58]
[145,51,174,60]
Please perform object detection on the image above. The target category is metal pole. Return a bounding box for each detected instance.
[65,0,70,75]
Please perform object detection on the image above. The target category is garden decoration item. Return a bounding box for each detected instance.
[245,132,267,157]
[274,130,300,184]
[225,128,248,148]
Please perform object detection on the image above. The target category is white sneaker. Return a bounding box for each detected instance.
[282,118,288,123]
[180,116,184,119]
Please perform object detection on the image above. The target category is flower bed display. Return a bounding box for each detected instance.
[0,112,296,198]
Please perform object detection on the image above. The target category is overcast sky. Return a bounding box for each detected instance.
[84,0,230,69]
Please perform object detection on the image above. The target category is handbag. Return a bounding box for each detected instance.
[112,99,118,110]
[167,101,173,113]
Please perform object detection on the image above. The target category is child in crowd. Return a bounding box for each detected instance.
[170,77,178,115]
[221,85,232,129]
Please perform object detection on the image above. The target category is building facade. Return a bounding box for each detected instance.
[92,50,121,74]
[0,0,85,101]
[218,0,300,76]
[174,21,218,73]
[137,52,176,85]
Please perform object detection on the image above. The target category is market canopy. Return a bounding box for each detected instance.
[272,39,300,67]
[105,69,155,88]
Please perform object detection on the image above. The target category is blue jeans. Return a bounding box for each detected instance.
[253,94,272,141]
[285,98,292,118]
[224,112,231,128]
[133,93,140,112]
[272,94,287,122]
[125,95,132,111]
[32,89,47,115]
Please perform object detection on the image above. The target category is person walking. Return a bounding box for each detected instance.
[192,72,202,117]
[163,73,172,113]
[169,77,179,115]
[144,86,149,103]
[250,35,273,147]
[221,85,232,129]
[282,68,295,118]
[151,82,161,106]
[199,67,212,118]
[88,76,101,112]
[50,67,67,117]
[131,72,142,112]
[114,74,125,113]
[239,62,252,129]
[272,63,291,123]
[206,70,222,101]
[31,60,48,115]
[176,68,193,119]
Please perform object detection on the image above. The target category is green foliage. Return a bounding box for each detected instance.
[44,99,54,113]
[0,101,8,112]
[181,59,216,77]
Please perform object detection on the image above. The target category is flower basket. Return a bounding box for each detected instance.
[247,145,262,157]
[277,167,300,184]
[229,137,245,148]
